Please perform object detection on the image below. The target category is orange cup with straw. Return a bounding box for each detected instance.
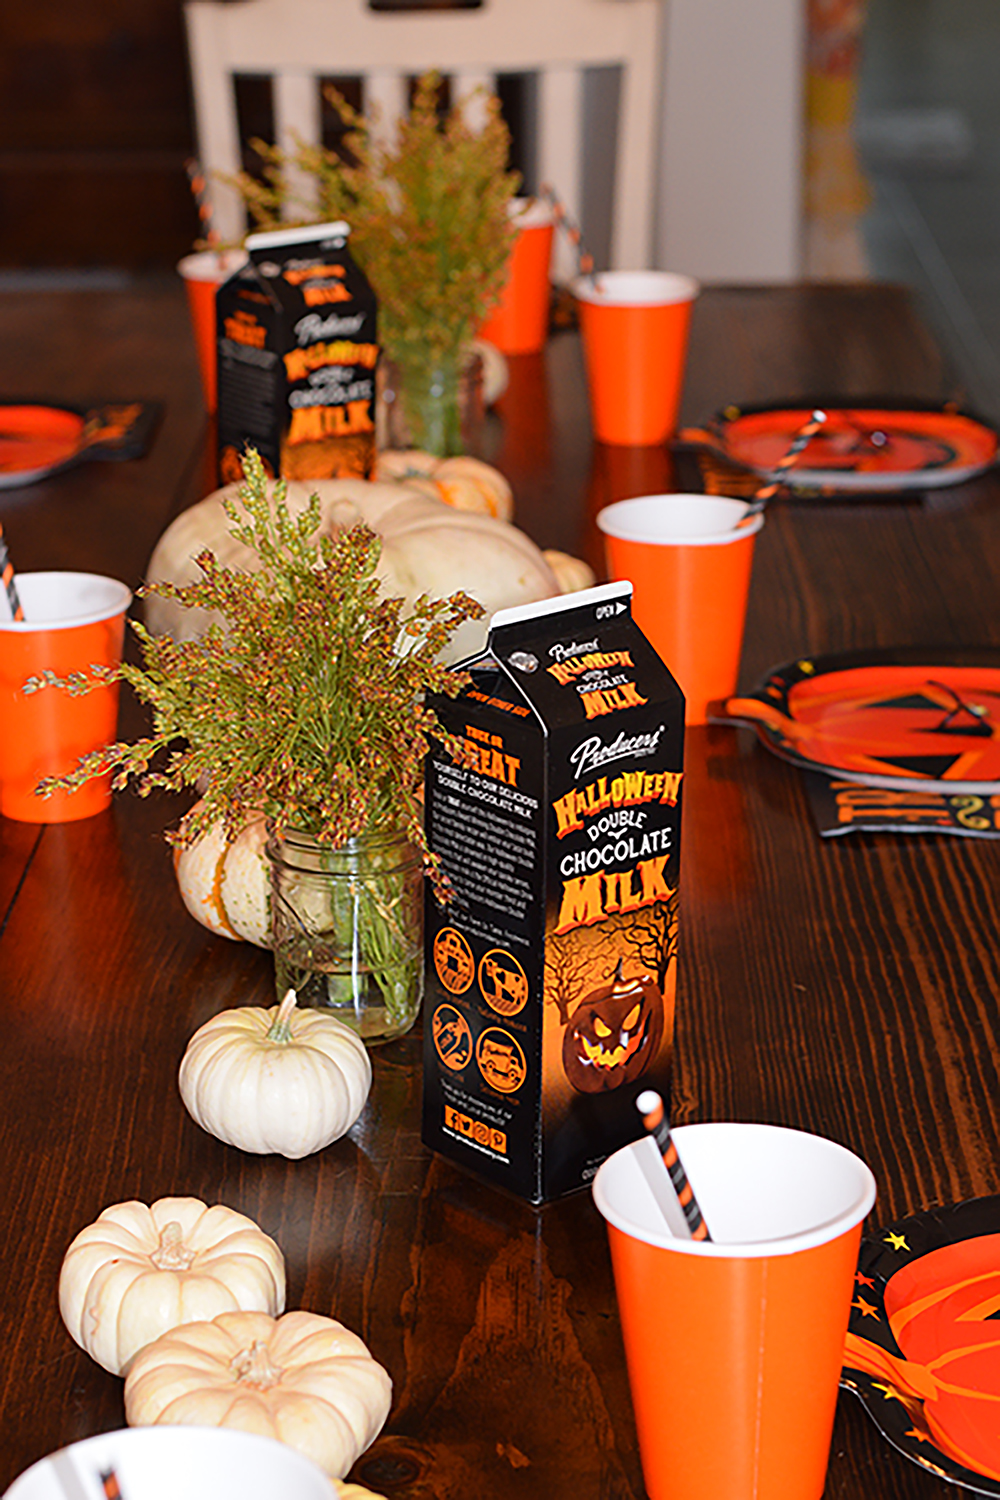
[480,198,555,355]
[177,249,247,412]
[0,572,131,823]
[597,493,762,724]
[594,1123,876,1500]
[574,270,699,445]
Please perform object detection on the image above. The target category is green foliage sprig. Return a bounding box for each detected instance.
[36,450,482,856]
[230,72,521,369]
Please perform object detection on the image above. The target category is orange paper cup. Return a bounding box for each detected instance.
[597,493,763,723]
[177,249,248,412]
[0,572,131,823]
[480,198,555,355]
[574,270,699,445]
[594,1124,876,1500]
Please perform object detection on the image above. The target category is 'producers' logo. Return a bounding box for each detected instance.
[569,728,665,779]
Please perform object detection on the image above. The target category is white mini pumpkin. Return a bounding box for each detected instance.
[173,799,270,947]
[124,1308,392,1480]
[179,990,372,1159]
[59,1198,286,1375]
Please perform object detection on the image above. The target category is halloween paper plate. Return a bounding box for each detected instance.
[0,401,161,488]
[679,403,998,492]
[719,648,1000,793]
[842,1196,1000,1493]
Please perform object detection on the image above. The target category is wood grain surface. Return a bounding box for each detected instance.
[1,280,998,1497]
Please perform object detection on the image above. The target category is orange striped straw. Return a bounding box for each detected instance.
[185,157,220,248]
[636,1090,711,1241]
[539,183,598,283]
[742,408,827,520]
[99,1472,123,1500]
[0,520,24,621]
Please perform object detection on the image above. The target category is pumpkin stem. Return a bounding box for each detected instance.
[230,1339,284,1390]
[149,1221,196,1271]
[266,988,298,1044]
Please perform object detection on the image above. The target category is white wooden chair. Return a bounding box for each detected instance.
[184,0,661,279]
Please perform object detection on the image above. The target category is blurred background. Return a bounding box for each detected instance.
[0,0,996,417]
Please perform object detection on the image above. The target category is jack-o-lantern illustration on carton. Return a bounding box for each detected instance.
[562,958,663,1093]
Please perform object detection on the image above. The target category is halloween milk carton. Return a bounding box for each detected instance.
[422,581,684,1202]
[216,221,377,485]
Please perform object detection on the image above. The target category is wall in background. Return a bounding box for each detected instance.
[0,0,198,267]
[657,0,805,282]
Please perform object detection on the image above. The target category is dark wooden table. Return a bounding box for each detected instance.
[1,277,999,1498]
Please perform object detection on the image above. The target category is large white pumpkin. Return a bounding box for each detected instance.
[124,1308,392,1480]
[144,477,560,663]
[59,1198,286,1375]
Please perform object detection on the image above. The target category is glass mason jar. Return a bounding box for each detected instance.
[377,347,484,457]
[267,828,425,1045]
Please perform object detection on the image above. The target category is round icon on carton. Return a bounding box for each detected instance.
[478,948,528,1016]
[432,1004,473,1071]
[476,1028,527,1093]
[434,926,475,994]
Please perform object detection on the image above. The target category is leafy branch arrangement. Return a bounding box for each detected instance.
[232,72,521,371]
[35,448,482,863]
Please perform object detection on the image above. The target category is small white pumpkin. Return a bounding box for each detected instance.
[179,990,372,1159]
[173,800,270,946]
[124,1308,392,1480]
[374,450,514,521]
[59,1198,286,1376]
[542,549,597,594]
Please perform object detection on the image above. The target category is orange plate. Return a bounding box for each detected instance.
[719,647,1000,792]
[0,405,87,482]
[843,1196,1000,1495]
[686,404,999,491]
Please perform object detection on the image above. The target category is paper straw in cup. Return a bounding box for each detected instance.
[0,572,131,823]
[594,1122,876,1500]
[597,493,763,724]
[636,1090,710,1240]
[177,248,248,412]
[0,520,24,621]
[574,271,699,446]
[742,408,828,521]
[479,198,555,355]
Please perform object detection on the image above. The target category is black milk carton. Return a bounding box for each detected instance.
[216,221,377,485]
[422,581,685,1203]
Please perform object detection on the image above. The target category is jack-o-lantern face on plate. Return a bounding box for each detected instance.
[563,959,663,1094]
[844,1206,1000,1489]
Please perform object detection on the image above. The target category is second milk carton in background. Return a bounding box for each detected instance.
[215,220,378,484]
[422,582,685,1202]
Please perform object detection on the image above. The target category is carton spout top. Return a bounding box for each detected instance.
[490,580,632,634]
[246,221,352,255]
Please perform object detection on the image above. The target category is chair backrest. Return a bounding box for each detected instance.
[184,0,662,278]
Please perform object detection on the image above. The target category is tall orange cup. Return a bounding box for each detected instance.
[597,493,763,723]
[574,270,699,445]
[177,249,248,412]
[479,198,555,355]
[594,1123,876,1500]
[0,572,131,823]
